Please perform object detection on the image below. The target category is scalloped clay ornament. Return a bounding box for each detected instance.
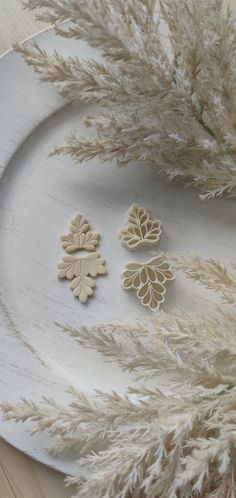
[119,204,162,251]
[61,213,100,253]
[58,252,106,303]
[122,256,175,312]
[58,212,106,303]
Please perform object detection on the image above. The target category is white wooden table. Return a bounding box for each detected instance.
[0,0,235,497]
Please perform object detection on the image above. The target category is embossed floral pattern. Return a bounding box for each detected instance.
[119,204,162,250]
[61,213,100,253]
[58,253,106,303]
[122,256,174,311]
[58,213,106,303]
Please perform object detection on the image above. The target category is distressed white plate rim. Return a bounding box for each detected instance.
[0,26,235,476]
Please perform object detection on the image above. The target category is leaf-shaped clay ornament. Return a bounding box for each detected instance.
[61,213,100,253]
[122,256,174,311]
[119,204,162,250]
[57,252,106,303]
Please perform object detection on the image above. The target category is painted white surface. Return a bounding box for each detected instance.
[0,27,235,475]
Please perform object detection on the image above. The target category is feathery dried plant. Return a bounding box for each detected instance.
[14,0,236,199]
[2,253,236,497]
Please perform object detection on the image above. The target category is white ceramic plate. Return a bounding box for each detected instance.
[0,26,235,475]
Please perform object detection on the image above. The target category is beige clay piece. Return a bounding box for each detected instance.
[122,256,174,312]
[61,213,100,253]
[119,204,162,251]
[58,252,106,303]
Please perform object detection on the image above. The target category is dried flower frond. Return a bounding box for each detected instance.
[15,42,135,102]
[166,252,236,305]
[18,0,236,198]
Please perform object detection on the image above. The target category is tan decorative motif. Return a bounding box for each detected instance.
[119,204,162,250]
[61,213,100,253]
[58,253,106,303]
[122,256,174,311]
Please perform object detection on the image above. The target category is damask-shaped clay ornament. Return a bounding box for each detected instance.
[119,204,162,250]
[58,252,106,303]
[122,256,174,311]
[61,213,100,253]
